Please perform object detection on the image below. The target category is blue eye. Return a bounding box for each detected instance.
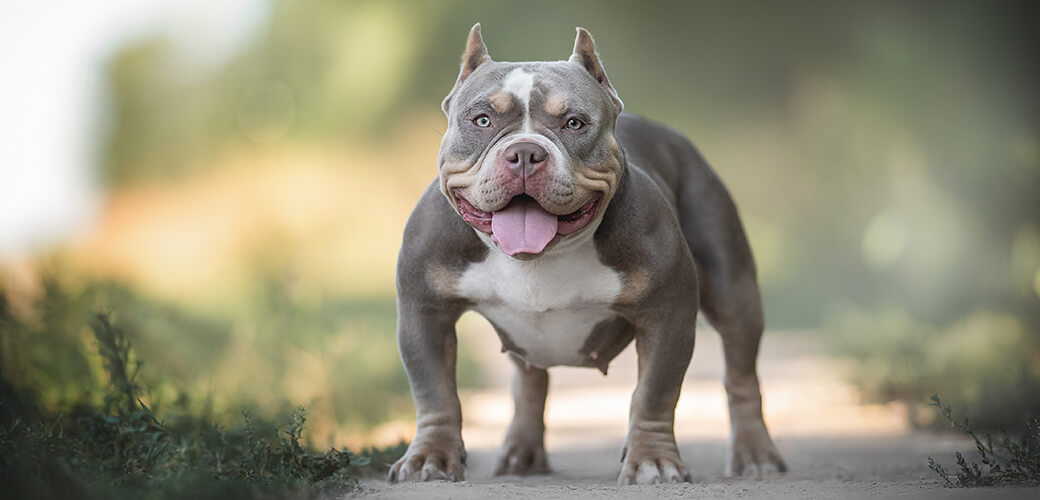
[565,117,584,130]
[473,115,492,127]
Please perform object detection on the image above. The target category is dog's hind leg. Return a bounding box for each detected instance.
[670,147,787,477]
[698,263,787,477]
[494,352,551,476]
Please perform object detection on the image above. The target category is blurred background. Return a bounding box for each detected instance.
[1,0,1038,450]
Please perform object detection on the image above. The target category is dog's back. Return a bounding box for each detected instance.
[615,113,759,315]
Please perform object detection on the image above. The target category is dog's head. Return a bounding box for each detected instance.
[438,24,625,259]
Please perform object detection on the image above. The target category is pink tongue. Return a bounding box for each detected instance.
[491,197,559,255]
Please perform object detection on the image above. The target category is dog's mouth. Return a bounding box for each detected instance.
[455,192,602,257]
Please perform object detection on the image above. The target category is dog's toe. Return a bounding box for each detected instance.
[660,461,684,483]
[619,458,691,485]
[725,421,786,478]
[725,447,786,478]
[494,444,550,476]
[388,445,465,483]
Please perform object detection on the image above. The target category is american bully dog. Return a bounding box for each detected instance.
[390,24,786,485]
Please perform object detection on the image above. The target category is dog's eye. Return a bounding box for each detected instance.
[564,117,585,130]
[473,115,492,128]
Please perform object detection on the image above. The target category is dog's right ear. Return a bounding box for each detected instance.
[443,23,492,114]
[457,23,491,82]
[570,27,623,114]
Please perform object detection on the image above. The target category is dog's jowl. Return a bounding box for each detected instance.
[390,24,786,485]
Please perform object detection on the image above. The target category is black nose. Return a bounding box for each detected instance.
[503,142,548,175]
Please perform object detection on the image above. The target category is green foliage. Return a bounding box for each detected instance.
[91,313,141,417]
[0,405,372,499]
[0,267,449,434]
[0,305,402,499]
[829,307,1040,430]
[927,395,1040,487]
[0,275,231,416]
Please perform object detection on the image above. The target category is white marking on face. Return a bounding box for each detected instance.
[501,68,535,132]
[501,68,534,107]
[457,235,623,368]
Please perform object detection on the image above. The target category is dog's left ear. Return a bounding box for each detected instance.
[570,27,623,114]
[443,23,493,115]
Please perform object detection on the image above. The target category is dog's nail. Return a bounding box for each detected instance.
[598,364,608,375]
[501,345,507,353]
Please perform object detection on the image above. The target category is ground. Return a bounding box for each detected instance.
[357,320,1040,499]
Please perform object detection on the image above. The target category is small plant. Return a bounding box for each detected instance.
[927,394,1040,487]
[228,406,369,489]
[91,312,141,417]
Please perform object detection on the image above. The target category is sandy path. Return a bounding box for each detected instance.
[358,319,1038,498]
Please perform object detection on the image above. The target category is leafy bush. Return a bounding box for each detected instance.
[829,307,1040,430]
[928,395,1040,487]
[0,308,400,499]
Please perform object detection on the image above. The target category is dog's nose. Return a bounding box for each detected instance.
[503,142,548,176]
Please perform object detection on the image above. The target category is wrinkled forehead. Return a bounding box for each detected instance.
[450,61,611,118]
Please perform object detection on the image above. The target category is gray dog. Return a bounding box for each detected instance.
[390,24,786,485]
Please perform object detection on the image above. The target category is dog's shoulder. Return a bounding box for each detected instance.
[397,179,487,301]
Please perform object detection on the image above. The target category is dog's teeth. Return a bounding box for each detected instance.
[589,351,599,360]
[525,361,534,371]
[501,345,508,353]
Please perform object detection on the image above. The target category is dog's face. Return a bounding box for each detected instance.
[438,25,624,259]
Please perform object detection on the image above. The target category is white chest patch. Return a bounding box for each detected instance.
[457,237,623,368]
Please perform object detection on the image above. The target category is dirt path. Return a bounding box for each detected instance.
[358,320,1038,498]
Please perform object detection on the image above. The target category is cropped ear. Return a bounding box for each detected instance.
[569,27,623,113]
[442,23,492,114]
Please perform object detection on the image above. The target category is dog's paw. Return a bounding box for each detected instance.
[617,434,691,485]
[725,420,786,478]
[494,434,549,476]
[387,439,466,483]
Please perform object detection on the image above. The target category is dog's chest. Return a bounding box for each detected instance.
[456,240,623,368]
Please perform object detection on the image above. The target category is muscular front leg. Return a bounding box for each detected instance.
[388,300,467,482]
[495,354,550,476]
[619,313,696,485]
